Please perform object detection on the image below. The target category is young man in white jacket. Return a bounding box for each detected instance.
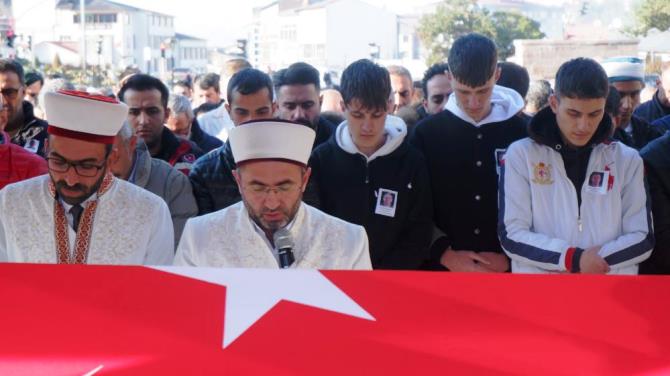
[498,58,653,274]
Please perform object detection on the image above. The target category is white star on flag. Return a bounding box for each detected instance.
[151,267,375,348]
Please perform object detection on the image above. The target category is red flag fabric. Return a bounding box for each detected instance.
[0,264,668,375]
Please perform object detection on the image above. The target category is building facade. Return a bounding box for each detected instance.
[174,33,207,74]
[250,0,397,72]
[51,0,176,75]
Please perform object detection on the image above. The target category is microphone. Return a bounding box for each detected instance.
[273,228,295,268]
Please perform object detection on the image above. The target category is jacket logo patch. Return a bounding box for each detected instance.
[532,162,554,185]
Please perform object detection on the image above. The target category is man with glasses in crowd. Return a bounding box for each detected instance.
[0,59,48,156]
[0,90,174,265]
[175,120,371,269]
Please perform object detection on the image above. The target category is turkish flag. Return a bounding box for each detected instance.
[0,264,669,375]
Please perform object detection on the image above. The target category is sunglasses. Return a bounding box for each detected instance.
[1,88,19,100]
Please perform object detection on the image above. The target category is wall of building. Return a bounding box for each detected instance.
[254,2,281,70]
[293,7,327,68]
[511,39,639,80]
[251,0,398,72]
[176,38,207,73]
[33,42,80,66]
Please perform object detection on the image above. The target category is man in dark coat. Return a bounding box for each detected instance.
[602,57,662,150]
[634,61,670,124]
[0,59,48,157]
[410,33,527,273]
[310,59,433,270]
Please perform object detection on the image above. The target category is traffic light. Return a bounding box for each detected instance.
[97,39,103,55]
[27,35,32,51]
[6,29,15,48]
[160,42,166,58]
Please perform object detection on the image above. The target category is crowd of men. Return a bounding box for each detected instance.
[1,32,669,274]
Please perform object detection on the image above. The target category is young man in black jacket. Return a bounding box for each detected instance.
[310,59,433,269]
[410,33,527,272]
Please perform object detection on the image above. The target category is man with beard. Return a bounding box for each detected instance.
[118,74,203,175]
[175,120,371,269]
[602,57,662,150]
[0,59,49,156]
[274,62,336,147]
[0,90,173,264]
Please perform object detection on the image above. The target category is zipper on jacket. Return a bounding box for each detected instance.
[557,144,583,233]
[359,155,369,184]
[578,216,583,232]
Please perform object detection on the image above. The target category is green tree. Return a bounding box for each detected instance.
[491,11,545,59]
[629,0,670,36]
[417,0,545,65]
[418,0,495,66]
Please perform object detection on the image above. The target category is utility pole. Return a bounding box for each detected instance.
[80,0,87,81]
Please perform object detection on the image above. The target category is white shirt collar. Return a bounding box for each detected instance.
[59,193,98,230]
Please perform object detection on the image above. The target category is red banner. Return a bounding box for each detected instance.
[0,264,668,375]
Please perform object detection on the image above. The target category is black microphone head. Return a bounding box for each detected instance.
[273,228,294,250]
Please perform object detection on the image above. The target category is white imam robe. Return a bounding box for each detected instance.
[174,202,372,270]
[0,175,174,265]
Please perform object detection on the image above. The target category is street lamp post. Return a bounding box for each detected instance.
[80,0,87,82]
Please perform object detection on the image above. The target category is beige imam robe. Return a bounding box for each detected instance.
[175,202,372,270]
[0,175,174,265]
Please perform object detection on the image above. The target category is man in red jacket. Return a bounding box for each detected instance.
[0,130,47,190]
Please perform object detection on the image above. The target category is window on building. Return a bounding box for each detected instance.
[73,13,117,24]
[280,24,297,41]
[302,44,314,58]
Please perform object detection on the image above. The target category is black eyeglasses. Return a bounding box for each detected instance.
[1,88,19,100]
[46,157,107,177]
